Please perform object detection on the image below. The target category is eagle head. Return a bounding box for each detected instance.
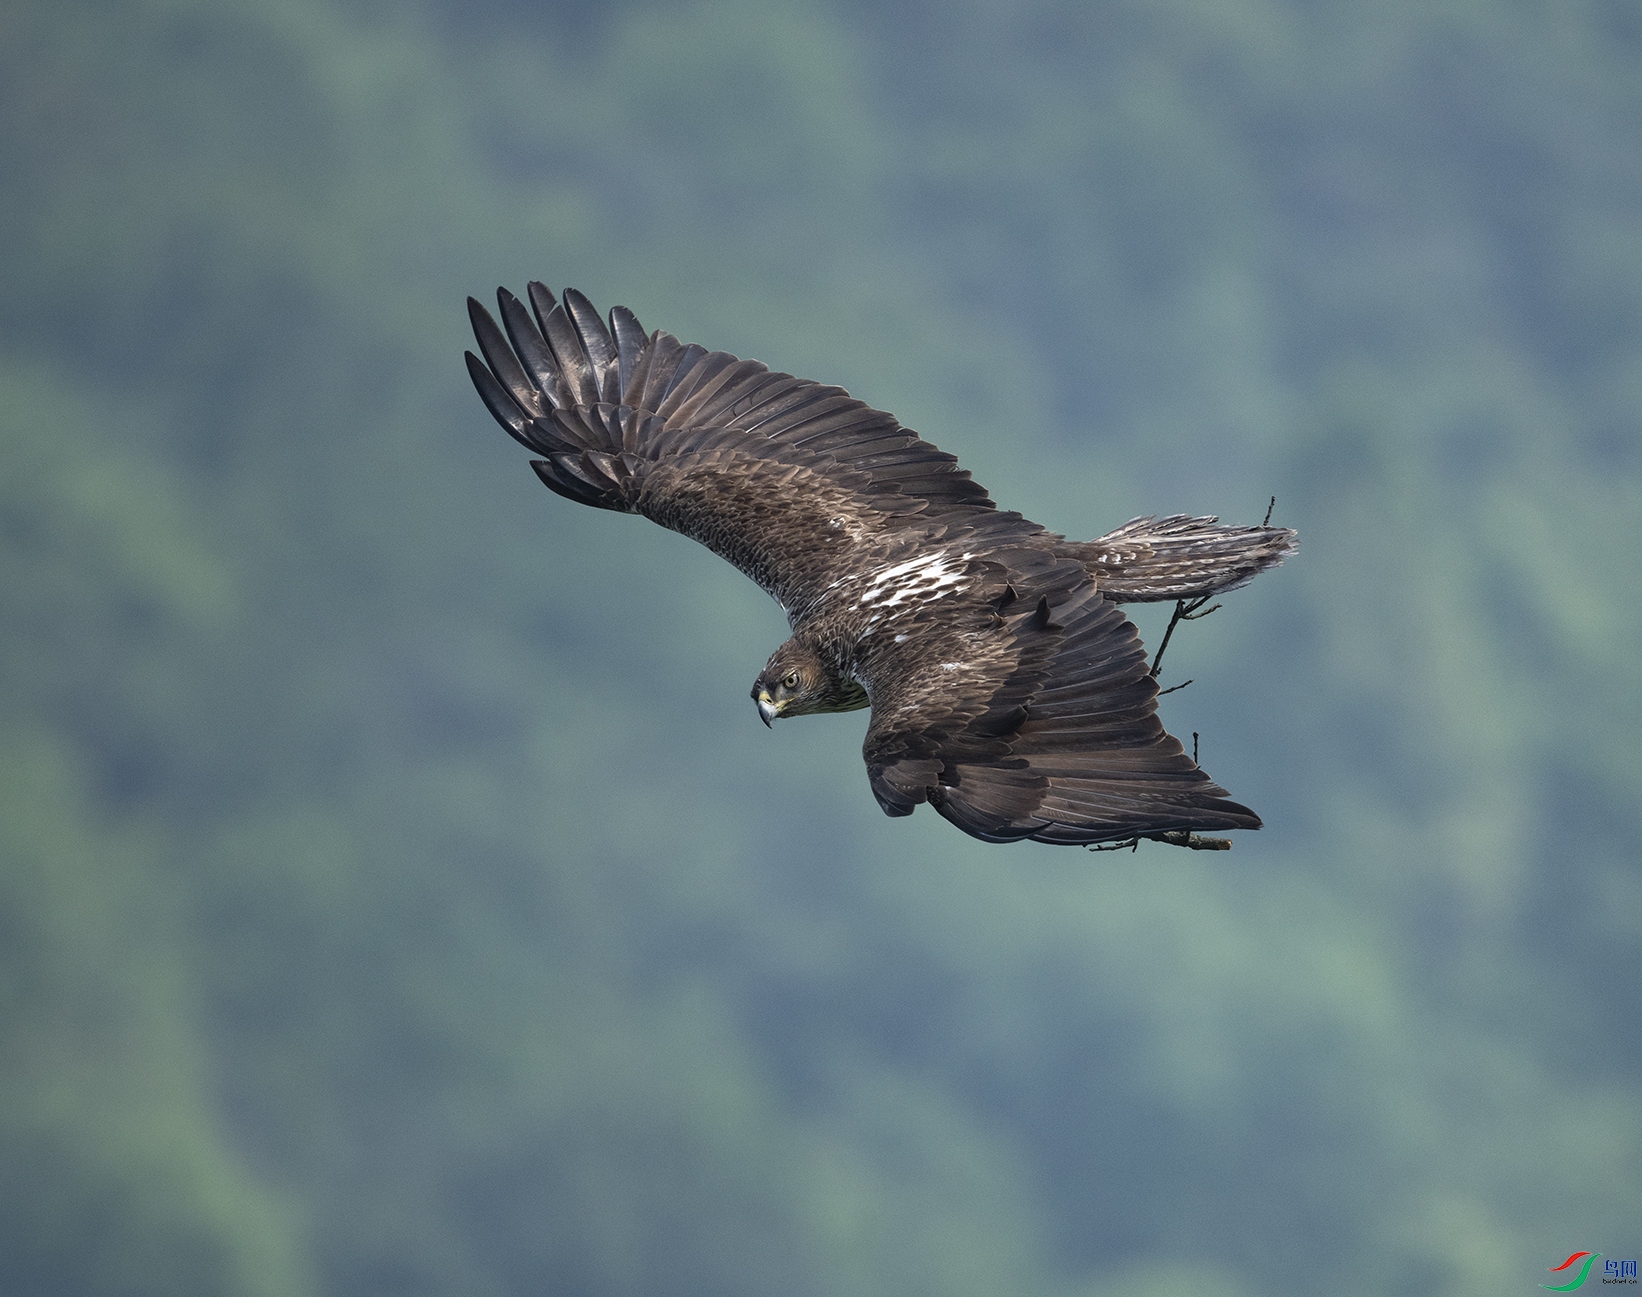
[752,639,867,726]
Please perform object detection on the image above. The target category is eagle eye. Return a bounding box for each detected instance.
[782,671,801,690]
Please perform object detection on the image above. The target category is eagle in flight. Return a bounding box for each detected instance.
[466,283,1296,848]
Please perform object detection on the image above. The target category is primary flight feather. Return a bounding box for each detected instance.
[466,282,1296,847]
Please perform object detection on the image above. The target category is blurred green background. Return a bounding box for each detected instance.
[3,1,1639,1294]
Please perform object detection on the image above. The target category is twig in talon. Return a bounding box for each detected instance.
[1263,495,1276,527]
[1149,595,1219,679]
[1087,836,1142,853]
[1157,679,1193,696]
[1086,830,1233,852]
[1147,831,1232,850]
[1149,600,1188,678]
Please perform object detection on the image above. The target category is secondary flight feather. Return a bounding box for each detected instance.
[465,282,1297,848]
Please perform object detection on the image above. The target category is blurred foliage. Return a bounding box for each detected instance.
[2,0,1639,1294]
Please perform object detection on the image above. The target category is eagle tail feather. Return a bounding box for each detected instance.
[1070,514,1298,602]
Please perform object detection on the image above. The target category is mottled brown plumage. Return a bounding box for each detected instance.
[466,283,1297,846]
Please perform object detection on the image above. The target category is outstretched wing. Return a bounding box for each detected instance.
[860,558,1260,845]
[465,283,1016,617]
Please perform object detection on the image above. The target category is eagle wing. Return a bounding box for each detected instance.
[465,284,1025,617]
[859,555,1261,845]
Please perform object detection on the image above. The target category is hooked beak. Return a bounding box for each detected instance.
[755,691,779,727]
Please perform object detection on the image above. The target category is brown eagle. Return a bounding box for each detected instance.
[466,283,1296,848]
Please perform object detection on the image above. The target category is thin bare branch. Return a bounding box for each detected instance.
[1086,829,1234,853]
[1149,830,1232,850]
[1149,595,1219,679]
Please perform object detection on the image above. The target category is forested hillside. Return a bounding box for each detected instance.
[3,1,1639,1294]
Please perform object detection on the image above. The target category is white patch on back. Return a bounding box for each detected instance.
[854,551,974,614]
